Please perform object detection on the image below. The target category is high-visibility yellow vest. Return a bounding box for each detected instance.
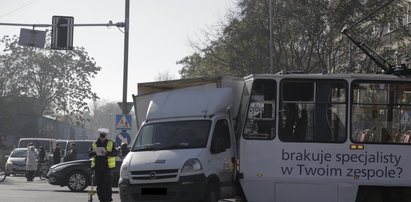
[91,141,116,169]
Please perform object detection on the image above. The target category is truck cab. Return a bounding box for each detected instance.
[119,88,238,202]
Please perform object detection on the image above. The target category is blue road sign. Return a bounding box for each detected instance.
[116,132,131,146]
[401,111,411,126]
[115,114,132,130]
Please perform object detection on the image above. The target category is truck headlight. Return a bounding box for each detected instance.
[181,158,202,176]
[120,163,129,180]
[6,161,12,165]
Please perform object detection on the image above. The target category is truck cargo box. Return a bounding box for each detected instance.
[132,76,244,129]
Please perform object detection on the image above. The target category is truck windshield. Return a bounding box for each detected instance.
[132,120,211,151]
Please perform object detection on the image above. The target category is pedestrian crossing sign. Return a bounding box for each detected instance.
[116,114,132,130]
[400,111,411,126]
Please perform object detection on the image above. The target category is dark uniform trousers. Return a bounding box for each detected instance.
[90,138,118,202]
[95,168,113,202]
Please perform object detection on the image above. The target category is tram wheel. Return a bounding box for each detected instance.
[356,187,383,202]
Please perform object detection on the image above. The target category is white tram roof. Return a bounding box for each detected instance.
[245,73,411,81]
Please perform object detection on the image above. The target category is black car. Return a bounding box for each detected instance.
[47,158,122,192]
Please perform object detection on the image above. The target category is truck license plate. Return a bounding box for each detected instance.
[141,188,167,195]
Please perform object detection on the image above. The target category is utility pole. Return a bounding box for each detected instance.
[121,0,130,133]
[269,0,273,74]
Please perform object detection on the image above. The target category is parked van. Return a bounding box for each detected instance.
[18,138,56,159]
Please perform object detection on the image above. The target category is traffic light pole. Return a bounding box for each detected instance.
[122,0,130,116]
[121,0,130,134]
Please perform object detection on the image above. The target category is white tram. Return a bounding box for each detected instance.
[238,73,411,202]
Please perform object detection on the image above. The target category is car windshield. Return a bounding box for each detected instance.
[11,150,27,157]
[132,120,211,151]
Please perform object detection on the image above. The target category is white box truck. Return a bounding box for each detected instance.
[119,76,244,202]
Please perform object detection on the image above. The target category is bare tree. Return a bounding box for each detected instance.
[154,70,177,81]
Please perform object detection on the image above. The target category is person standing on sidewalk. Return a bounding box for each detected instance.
[88,128,118,202]
[25,144,37,181]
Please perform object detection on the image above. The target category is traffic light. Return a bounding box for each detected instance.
[51,16,74,50]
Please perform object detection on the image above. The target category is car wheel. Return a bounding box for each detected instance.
[67,170,88,192]
[0,167,6,182]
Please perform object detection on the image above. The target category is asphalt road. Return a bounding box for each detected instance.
[0,175,239,202]
[0,175,120,202]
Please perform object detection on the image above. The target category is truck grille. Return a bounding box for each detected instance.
[131,169,179,180]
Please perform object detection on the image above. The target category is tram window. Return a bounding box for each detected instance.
[352,82,411,144]
[279,80,347,143]
[243,79,276,140]
[283,82,314,101]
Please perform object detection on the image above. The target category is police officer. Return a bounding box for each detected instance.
[88,128,118,202]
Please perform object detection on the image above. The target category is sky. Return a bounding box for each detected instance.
[0,0,237,102]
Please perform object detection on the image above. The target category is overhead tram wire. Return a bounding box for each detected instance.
[0,0,41,19]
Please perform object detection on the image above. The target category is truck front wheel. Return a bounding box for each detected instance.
[203,183,219,202]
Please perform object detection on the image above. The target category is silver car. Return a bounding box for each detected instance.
[5,148,28,176]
